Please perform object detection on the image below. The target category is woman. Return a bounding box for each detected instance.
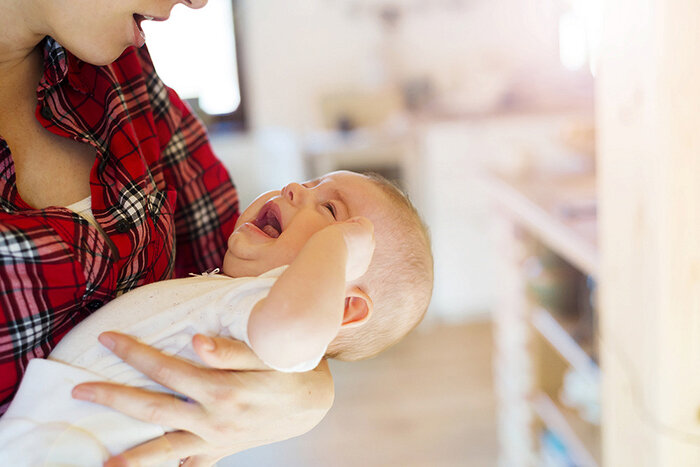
[0,0,333,465]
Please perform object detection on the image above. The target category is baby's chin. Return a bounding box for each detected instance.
[221,250,242,277]
[221,251,271,278]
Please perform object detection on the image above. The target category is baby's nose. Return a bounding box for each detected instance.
[282,182,306,205]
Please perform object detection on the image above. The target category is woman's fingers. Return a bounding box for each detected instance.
[104,430,205,467]
[192,334,268,370]
[72,382,203,430]
[90,333,335,464]
[102,352,335,464]
[98,332,211,399]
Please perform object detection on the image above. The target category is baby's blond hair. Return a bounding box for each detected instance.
[327,173,434,361]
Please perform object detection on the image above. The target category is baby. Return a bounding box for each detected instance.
[0,170,433,465]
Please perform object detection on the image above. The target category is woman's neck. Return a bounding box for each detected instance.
[0,0,46,134]
[0,0,46,74]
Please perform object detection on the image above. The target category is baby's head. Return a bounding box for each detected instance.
[223,170,434,360]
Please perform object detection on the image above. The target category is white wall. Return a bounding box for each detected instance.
[237,0,590,132]
[210,129,305,210]
[237,0,380,132]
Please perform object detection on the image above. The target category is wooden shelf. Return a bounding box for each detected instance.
[484,172,598,278]
[531,307,599,384]
[489,168,602,466]
[531,392,601,467]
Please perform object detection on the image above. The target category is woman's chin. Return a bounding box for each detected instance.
[68,42,130,66]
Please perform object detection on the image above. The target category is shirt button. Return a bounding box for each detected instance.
[86,300,103,311]
[115,220,131,233]
[40,105,53,120]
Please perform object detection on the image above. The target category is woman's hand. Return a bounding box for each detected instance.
[71,332,334,467]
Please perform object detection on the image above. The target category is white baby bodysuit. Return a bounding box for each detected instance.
[0,266,324,466]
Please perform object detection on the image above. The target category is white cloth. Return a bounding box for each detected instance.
[0,266,324,466]
[65,196,101,231]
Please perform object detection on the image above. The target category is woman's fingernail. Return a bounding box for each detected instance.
[72,386,95,402]
[197,335,216,352]
[99,333,116,350]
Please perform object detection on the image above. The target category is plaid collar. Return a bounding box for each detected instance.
[37,36,91,95]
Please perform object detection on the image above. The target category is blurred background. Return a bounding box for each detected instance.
[142,1,700,466]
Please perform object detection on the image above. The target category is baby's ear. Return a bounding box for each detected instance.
[342,287,373,328]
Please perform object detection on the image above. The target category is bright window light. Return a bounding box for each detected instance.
[560,0,603,76]
[142,0,241,115]
[559,11,588,71]
[576,0,603,76]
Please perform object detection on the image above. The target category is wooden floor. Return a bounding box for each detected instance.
[222,320,498,467]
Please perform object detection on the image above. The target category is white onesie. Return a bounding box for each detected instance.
[0,266,324,466]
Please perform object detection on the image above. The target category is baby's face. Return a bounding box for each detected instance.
[223,171,387,277]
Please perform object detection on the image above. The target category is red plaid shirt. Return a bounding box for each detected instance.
[0,38,239,413]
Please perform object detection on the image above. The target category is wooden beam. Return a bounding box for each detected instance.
[598,1,700,465]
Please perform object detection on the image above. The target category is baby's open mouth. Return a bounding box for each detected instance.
[253,203,283,238]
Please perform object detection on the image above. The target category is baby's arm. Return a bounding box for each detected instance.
[247,217,374,370]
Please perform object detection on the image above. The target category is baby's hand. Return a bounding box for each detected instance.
[334,216,375,281]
